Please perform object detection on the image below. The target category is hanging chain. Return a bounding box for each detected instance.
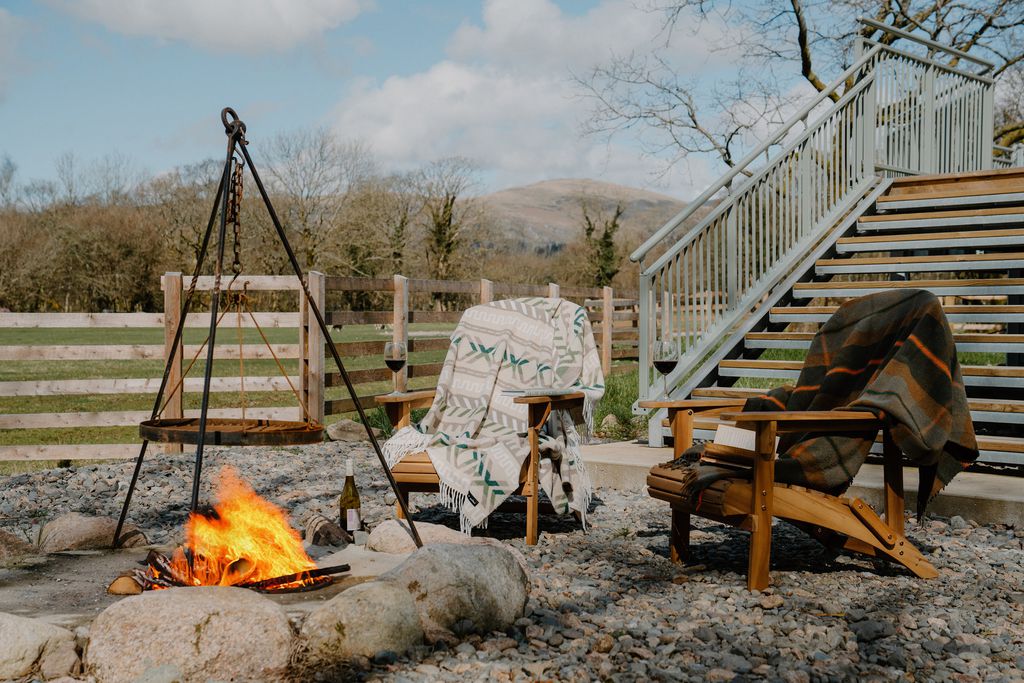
[227,157,244,276]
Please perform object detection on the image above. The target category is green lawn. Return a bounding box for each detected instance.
[0,324,451,452]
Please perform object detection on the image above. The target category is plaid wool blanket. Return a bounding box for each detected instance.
[684,289,978,516]
[383,297,605,532]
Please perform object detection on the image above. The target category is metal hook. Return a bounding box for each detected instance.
[221,107,247,138]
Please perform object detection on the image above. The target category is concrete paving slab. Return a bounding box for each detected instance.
[582,440,1024,526]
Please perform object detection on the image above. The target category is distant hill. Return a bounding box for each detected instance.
[476,178,691,252]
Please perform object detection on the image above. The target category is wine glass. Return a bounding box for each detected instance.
[384,341,407,394]
[652,340,679,398]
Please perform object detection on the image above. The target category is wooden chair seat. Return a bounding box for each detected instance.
[639,399,939,590]
[377,390,585,544]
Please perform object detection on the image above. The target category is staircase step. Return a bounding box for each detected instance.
[878,169,1024,212]
[792,278,1024,299]
[770,305,1024,324]
[718,359,1024,388]
[856,206,1024,233]
[839,227,1024,253]
[815,252,1024,275]
[745,331,1024,353]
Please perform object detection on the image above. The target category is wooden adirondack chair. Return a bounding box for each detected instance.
[641,399,938,591]
[375,390,585,545]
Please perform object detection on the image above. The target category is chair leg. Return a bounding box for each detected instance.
[882,429,905,536]
[747,422,776,591]
[394,487,409,520]
[526,423,540,545]
[669,508,690,563]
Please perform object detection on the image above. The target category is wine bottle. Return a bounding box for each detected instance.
[339,458,362,533]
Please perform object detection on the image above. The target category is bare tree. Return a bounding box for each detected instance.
[262,127,375,270]
[580,0,1024,172]
[0,154,15,208]
[416,158,478,309]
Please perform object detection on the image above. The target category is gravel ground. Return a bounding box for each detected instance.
[2,442,1023,683]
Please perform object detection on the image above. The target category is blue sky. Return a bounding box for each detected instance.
[0,1,729,197]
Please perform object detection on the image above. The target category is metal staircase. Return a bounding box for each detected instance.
[632,20,1024,467]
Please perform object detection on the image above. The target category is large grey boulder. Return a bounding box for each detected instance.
[0,612,80,680]
[366,520,529,574]
[37,513,147,553]
[382,543,529,637]
[296,578,423,675]
[366,519,464,552]
[87,586,293,683]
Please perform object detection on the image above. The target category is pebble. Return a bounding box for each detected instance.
[2,443,1022,682]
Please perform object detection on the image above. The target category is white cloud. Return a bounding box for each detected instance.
[332,0,726,197]
[45,0,364,52]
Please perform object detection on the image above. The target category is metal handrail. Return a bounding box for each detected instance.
[629,44,883,264]
[858,17,995,72]
[635,22,1002,440]
[642,72,876,276]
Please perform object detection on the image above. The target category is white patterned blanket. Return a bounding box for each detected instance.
[382,297,605,532]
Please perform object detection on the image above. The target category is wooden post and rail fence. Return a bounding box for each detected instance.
[0,273,639,462]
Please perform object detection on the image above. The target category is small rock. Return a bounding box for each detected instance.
[850,620,895,642]
[326,418,380,442]
[594,633,614,653]
[600,414,620,431]
[37,513,146,553]
[760,594,784,610]
[949,516,969,531]
[0,530,34,566]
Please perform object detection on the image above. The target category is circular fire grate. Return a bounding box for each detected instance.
[139,418,324,447]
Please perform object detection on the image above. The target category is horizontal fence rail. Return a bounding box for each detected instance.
[0,273,637,461]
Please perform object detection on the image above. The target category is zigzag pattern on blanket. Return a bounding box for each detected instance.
[382,297,605,533]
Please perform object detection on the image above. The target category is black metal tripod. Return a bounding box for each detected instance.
[112,108,422,548]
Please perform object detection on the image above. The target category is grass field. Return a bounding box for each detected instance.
[0,324,452,450]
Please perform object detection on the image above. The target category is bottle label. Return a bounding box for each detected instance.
[346,508,361,532]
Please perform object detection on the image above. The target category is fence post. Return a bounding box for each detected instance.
[601,285,613,376]
[921,65,936,173]
[480,278,493,304]
[163,272,183,453]
[548,283,560,299]
[393,274,409,393]
[300,271,326,425]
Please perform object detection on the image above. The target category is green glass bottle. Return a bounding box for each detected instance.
[339,458,362,533]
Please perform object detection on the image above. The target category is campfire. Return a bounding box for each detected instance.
[110,467,348,595]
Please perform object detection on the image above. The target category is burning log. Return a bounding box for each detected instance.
[129,550,350,594]
[114,468,350,595]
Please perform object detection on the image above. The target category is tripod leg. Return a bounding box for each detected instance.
[237,142,423,548]
[112,440,150,547]
[190,135,238,511]
[110,154,230,546]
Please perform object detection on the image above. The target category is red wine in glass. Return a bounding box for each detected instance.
[652,341,678,397]
[384,341,407,394]
[653,359,678,375]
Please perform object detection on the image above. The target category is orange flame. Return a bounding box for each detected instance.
[167,466,316,587]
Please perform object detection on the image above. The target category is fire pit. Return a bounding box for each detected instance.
[109,467,348,595]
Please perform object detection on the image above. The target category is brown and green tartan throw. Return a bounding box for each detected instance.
[683,289,978,517]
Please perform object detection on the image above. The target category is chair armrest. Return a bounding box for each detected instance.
[512,391,586,405]
[720,410,882,433]
[375,390,436,429]
[375,390,436,408]
[513,392,586,430]
[640,398,746,412]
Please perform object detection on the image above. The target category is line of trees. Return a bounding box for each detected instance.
[0,130,634,313]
